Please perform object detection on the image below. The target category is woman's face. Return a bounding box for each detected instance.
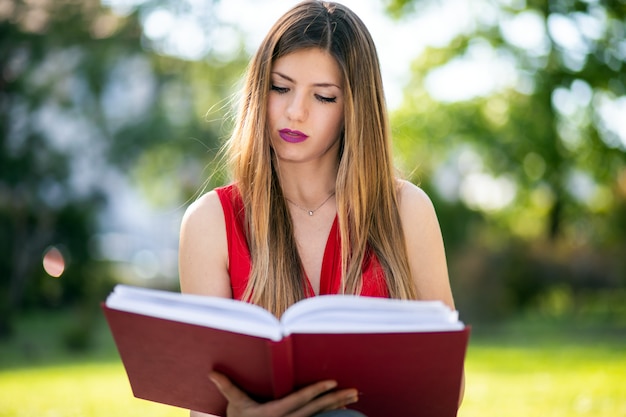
[267,48,345,166]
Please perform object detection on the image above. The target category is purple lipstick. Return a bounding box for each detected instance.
[279,128,309,143]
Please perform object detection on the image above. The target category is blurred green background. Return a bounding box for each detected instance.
[1,0,625,416]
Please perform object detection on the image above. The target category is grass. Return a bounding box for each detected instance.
[1,362,186,417]
[460,317,626,417]
[1,309,625,417]
[0,308,186,417]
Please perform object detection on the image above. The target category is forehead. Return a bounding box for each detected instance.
[272,48,343,87]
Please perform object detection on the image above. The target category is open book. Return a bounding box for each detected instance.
[103,285,470,417]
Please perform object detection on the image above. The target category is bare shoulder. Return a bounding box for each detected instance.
[396,179,438,224]
[180,191,228,254]
[179,190,231,298]
[395,179,442,252]
[181,190,224,229]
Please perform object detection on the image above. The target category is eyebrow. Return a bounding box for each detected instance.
[272,71,341,89]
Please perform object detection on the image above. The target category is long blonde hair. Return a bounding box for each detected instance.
[226,1,416,316]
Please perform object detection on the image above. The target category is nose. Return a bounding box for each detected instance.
[286,93,308,122]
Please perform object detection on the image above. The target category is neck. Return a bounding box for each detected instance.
[276,160,339,207]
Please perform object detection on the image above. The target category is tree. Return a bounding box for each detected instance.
[387,0,626,244]
[384,0,626,317]
[0,0,245,337]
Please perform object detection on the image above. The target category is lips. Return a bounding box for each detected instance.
[279,128,309,143]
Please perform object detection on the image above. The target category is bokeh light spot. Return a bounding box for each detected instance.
[43,246,65,278]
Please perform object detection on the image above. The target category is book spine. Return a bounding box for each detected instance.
[268,336,294,398]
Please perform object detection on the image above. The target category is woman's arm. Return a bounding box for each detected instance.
[397,180,465,406]
[397,180,454,307]
[179,191,232,298]
[179,191,232,417]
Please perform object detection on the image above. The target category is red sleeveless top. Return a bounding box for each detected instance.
[215,184,389,300]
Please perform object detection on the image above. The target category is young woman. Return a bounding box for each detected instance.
[179,1,460,416]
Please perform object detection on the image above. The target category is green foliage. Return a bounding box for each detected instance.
[450,239,626,322]
[0,0,246,336]
[383,0,426,19]
[389,0,626,314]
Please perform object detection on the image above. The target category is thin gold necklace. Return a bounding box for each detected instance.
[285,192,335,216]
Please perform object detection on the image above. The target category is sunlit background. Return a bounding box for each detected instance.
[1,0,625,416]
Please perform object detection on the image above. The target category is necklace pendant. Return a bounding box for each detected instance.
[308,210,314,216]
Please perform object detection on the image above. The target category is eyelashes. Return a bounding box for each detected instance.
[270,85,337,104]
[316,94,337,104]
[271,85,289,94]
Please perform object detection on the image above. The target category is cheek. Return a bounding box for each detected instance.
[267,96,281,125]
[327,110,344,137]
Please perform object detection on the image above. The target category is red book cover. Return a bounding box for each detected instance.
[102,306,290,416]
[290,331,469,417]
[102,286,470,417]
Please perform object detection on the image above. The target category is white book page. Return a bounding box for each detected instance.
[281,295,464,335]
[106,285,283,341]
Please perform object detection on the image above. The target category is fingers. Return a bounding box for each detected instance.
[287,387,359,417]
[209,371,258,409]
[270,381,358,417]
[271,380,337,414]
[209,371,359,417]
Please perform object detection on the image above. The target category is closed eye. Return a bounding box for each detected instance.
[271,85,289,94]
[316,94,337,104]
[271,84,337,104]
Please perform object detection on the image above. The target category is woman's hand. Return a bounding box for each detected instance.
[209,371,359,417]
